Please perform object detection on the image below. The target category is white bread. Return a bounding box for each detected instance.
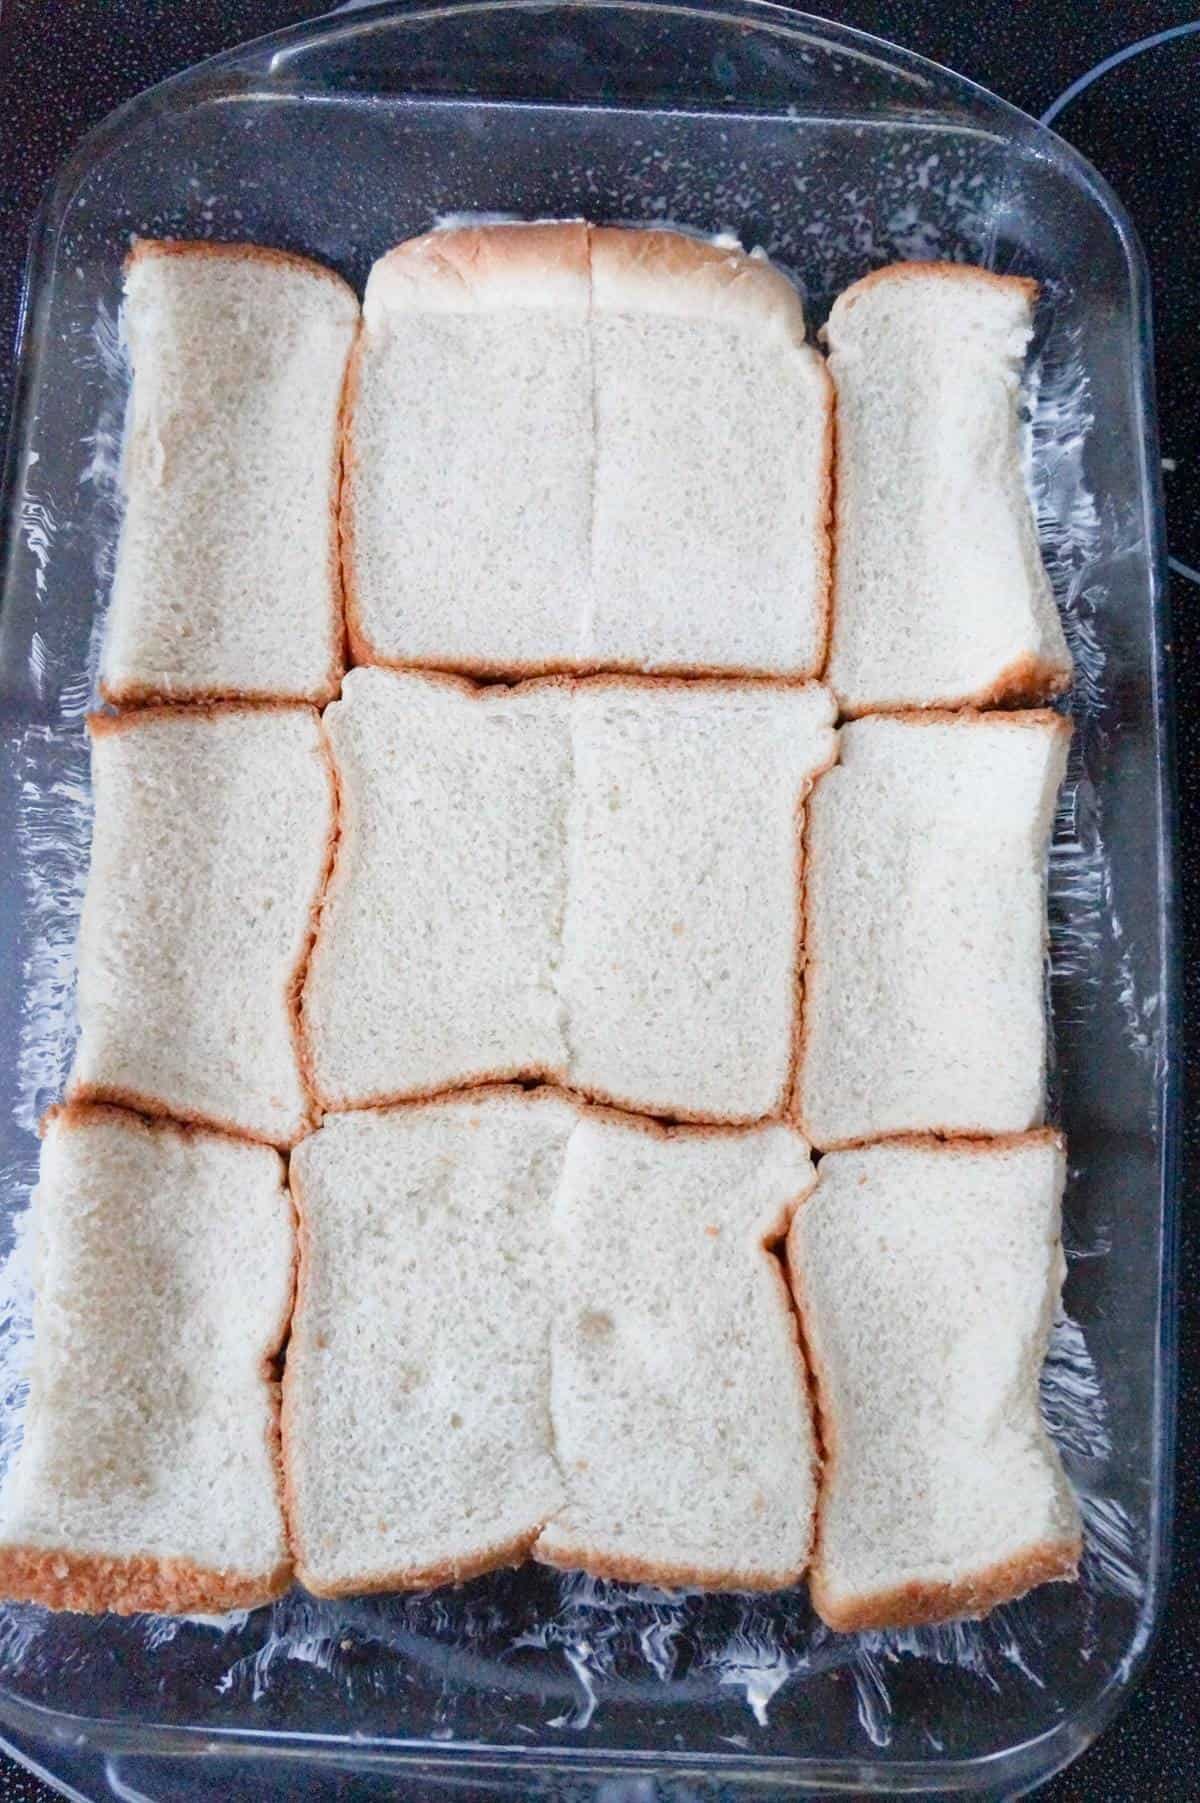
[797,710,1070,1147]
[343,222,830,678]
[71,704,335,1146]
[587,228,831,675]
[788,1133,1081,1631]
[284,1088,574,1595]
[562,680,836,1122]
[534,1111,817,1589]
[343,223,593,675]
[823,263,1072,714]
[0,1105,294,1614]
[300,669,572,1109]
[103,240,358,706]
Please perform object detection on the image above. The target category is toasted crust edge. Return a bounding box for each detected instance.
[825,258,1040,326]
[0,1548,292,1617]
[836,652,1074,721]
[532,1537,806,1594]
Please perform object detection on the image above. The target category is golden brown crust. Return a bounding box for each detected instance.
[61,1080,309,1152]
[0,1546,291,1617]
[367,222,590,317]
[98,674,341,709]
[125,236,358,308]
[809,1537,1081,1633]
[289,715,340,1138]
[589,226,807,340]
[803,1122,1065,1156]
[41,1097,291,1161]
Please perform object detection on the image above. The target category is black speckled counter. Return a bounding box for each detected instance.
[0,2,1197,1796]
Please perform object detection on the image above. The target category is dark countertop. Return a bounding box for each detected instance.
[0,2,1196,1797]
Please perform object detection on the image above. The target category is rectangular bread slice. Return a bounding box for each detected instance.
[534,1112,818,1590]
[71,703,335,1146]
[561,680,836,1122]
[284,1088,573,1596]
[103,239,358,706]
[300,668,572,1109]
[0,1105,294,1615]
[343,222,594,676]
[796,710,1070,1147]
[823,262,1072,714]
[587,228,831,675]
[787,1133,1081,1631]
[344,222,830,678]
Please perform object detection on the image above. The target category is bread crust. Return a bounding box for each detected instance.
[365,221,591,318]
[533,1538,805,1594]
[825,259,1039,328]
[809,1538,1081,1634]
[589,226,808,342]
[836,654,1074,721]
[0,1546,291,1617]
[125,236,358,306]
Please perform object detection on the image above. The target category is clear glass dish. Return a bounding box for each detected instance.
[0,1,1177,1796]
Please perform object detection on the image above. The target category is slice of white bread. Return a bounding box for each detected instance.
[343,222,594,675]
[71,704,335,1146]
[823,263,1071,714]
[344,222,830,678]
[0,1105,294,1615]
[534,1111,817,1589]
[787,1132,1081,1631]
[284,1088,573,1595]
[587,228,832,675]
[797,710,1070,1147]
[301,668,572,1109]
[103,239,359,705]
[562,680,836,1122]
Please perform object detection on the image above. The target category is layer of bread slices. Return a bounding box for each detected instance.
[103,239,358,705]
[284,1088,573,1595]
[0,1105,294,1615]
[823,262,1072,714]
[586,228,832,675]
[534,1110,818,1589]
[71,704,335,1146]
[561,680,836,1122]
[343,222,830,678]
[300,669,572,1110]
[343,223,593,675]
[788,1132,1081,1631]
[797,710,1070,1147]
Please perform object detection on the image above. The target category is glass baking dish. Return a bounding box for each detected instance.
[0,1,1177,1795]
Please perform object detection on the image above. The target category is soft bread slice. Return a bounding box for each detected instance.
[0,1105,294,1615]
[562,680,836,1122]
[534,1112,817,1589]
[103,239,358,705]
[71,704,335,1146]
[343,222,593,675]
[788,1133,1081,1631]
[797,710,1070,1147]
[344,222,830,678]
[823,263,1071,714]
[301,669,571,1109]
[587,228,832,674]
[284,1088,573,1595]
